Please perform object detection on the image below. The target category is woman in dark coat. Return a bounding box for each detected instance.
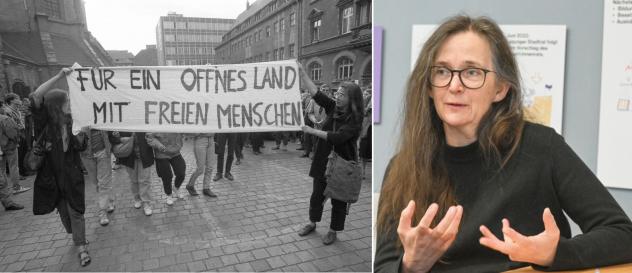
[296,66,365,245]
[30,68,90,266]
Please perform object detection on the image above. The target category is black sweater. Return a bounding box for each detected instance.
[374,122,632,272]
[308,91,361,178]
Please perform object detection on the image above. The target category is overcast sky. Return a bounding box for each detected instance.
[84,0,247,55]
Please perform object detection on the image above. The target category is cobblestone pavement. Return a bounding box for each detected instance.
[0,139,372,272]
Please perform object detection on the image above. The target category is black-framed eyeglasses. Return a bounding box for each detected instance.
[430,66,496,89]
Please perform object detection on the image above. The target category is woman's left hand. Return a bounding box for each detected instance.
[479,208,560,267]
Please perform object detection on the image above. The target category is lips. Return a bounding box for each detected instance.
[446,102,467,107]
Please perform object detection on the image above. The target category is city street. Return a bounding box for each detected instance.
[0,139,372,272]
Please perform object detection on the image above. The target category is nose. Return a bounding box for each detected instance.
[447,71,465,94]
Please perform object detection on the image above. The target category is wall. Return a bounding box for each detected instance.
[373,0,632,234]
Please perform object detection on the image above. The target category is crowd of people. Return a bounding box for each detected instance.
[0,64,373,267]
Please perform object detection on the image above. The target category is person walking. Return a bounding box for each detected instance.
[109,131,155,216]
[186,133,217,197]
[213,133,236,181]
[146,133,186,205]
[80,129,115,226]
[30,68,91,266]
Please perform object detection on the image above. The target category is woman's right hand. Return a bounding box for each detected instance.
[398,201,464,273]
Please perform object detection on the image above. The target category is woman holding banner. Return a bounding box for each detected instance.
[297,66,365,245]
[30,68,91,267]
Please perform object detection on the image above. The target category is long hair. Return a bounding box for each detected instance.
[376,15,525,237]
[43,89,70,126]
[335,81,365,126]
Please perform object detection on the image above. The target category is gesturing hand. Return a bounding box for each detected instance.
[398,201,463,273]
[479,208,560,267]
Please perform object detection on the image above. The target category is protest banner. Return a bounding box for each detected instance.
[66,60,303,134]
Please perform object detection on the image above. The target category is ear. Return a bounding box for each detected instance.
[492,81,510,102]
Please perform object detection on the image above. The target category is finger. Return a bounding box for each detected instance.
[397,200,415,234]
[479,225,500,241]
[418,203,439,228]
[433,206,456,233]
[440,205,463,248]
[479,225,509,254]
[501,219,527,244]
[542,208,559,233]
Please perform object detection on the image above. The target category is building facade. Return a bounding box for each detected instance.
[215,0,372,90]
[300,0,372,89]
[215,0,299,65]
[134,45,158,66]
[107,50,134,66]
[156,12,234,66]
[0,0,112,97]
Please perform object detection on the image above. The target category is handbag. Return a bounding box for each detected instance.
[111,133,134,158]
[323,122,363,203]
[23,128,47,172]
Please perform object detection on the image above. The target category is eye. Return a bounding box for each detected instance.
[464,68,483,77]
[435,67,450,76]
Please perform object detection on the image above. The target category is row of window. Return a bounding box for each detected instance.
[234,0,292,33]
[227,13,296,53]
[163,34,222,43]
[308,57,354,81]
[310,1,372,43]
[165,59,215,66]
[162,21,232,31]
[163,47,215,55]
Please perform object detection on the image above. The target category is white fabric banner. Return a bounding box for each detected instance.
[66,60,303,134]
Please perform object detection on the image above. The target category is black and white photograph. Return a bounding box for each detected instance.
[0,0,373,271]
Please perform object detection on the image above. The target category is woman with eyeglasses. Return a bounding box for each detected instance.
[296,66,365,245]
[374,15,632,272]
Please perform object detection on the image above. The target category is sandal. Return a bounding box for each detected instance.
[78,245,91,267]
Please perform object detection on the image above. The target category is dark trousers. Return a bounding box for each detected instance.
[302,132,313,154]
[251,133,263,153]
[235,133,246,159]
[18,138,28,176]
[57,198,86,246]
[309,177,348,231]
[155,155,186,195]
[274,132,289,146]
[215,133,236,174]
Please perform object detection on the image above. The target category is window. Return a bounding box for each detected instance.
[290,13,296,26]
[279,47,284,60]
[309,62,322,81]
[166,47,176,55]
[266,26,271,37]
[164,34,175,42]
[273,49,278,61]
[341,6,354,34]
[337,57,353,79]
[266,52,270,61]
[41,0,62,19]
[288,44,295,58]
[163,21,174,29]
[311,19,321,42]
[274,21,279,32]
[280,19,285,32]
[358,1,371,25]
[176,21,187,29]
